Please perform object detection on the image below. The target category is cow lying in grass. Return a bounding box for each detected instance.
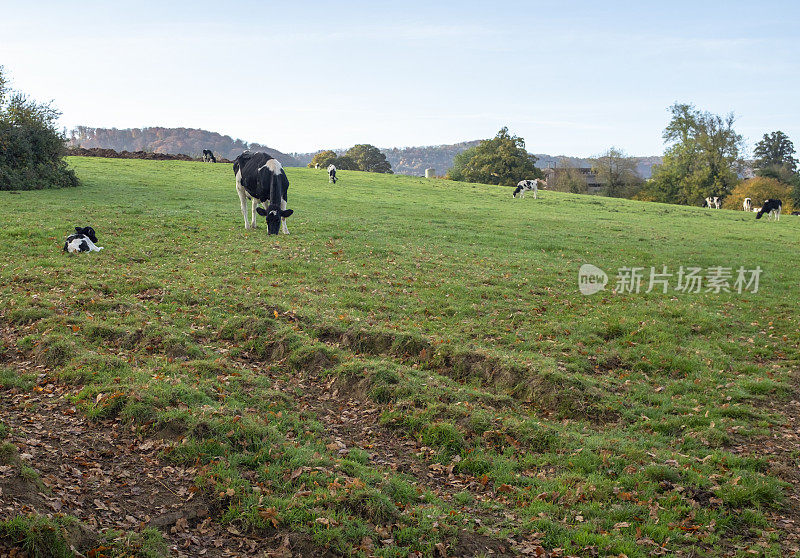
[233,151,293,234]
[63,226,104,253]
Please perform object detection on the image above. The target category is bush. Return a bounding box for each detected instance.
[0,66,78,191]
[722,177,794,213]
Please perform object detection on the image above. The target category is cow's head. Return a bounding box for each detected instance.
[76,226,98,243]
[257,206,293,235]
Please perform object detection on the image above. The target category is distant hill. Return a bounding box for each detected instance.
[68,127,299,166]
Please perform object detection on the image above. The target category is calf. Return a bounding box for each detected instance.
[202,149,217,163]
[328,164,337,184]
[756,199,782,221]
[233,151,293,234]
[743,197,752,212]
[512,179,544,199]
[63,226,104,253]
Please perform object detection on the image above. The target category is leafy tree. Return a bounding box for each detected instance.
[753,131,798,186]
[446,127,541,186]
[0,66,78,190]
[753,131,797,173]
[308,150,338,169]
[590,147,643,197]
[646,103,743,205]
[332,155,358,170]
[723,176,794,214]
[549,158,587,194]
[345,144,393,173]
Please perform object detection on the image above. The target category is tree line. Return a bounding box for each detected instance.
[444,104,799,209]
[307,145,393,174]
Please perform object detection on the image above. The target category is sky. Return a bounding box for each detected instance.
[1,0,798,157]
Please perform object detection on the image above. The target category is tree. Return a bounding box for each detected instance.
[753,131,798,182]
[446,127,541,186]
[723,176,794,214]
[345,144,393,173]
[590,147,643,197]
[308,150,338,169]
[332,155,358,170]
[646,103,743,205]
[549,158,587,194]
[0,66,78,190]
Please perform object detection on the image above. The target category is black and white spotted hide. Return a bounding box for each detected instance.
[233,151,293,234]
[512,179,542,199]
[328,164,337,184]
[756,199,782,221]
[63,226,104,253]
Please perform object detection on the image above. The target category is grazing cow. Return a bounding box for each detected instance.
[63,226,103,253]
[756,199,782,221]
[328,164,337,184]
[202,149,217,163]
[233,151,293,234]
[512,179,544,199]
[743,197,752,212]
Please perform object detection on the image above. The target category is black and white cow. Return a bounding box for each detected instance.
[202,149,216,163]
[704,196,720,209]
[328,164,337,184]
[233,151,293,234]
[756,199,782,221]
[743,197,752,212]
[63,226,103,253]
[512,179,544,199]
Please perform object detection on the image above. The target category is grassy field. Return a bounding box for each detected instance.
[0,156,798,557]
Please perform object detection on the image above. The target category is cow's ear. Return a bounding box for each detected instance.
[75,226,83,233]
[280,209,293,218]
[256,207,268,216]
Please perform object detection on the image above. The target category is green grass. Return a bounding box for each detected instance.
[0,156,797,556]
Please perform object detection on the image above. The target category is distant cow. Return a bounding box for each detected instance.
[704,196,720,209]
[512,179,544,199]
[63,226,103,253]
[202,149,216,163]
[756,199,782,221]
[328,164,337,184]
[743,197,752,212]
[233,151,293,234]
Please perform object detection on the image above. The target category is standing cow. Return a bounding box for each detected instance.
[512,179,544,199]
[233,152,293,234]
[202,149,217,163]
[328,164,337,184]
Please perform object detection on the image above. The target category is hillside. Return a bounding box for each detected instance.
[68,126,300,166]
[0,157,797,557]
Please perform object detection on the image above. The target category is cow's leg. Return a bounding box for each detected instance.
[280,198,290,234]
[237,184,251,229]
[532,187,537,199]
[250,199,259,229]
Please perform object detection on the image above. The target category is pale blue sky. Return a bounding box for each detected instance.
[1,0,798,157]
